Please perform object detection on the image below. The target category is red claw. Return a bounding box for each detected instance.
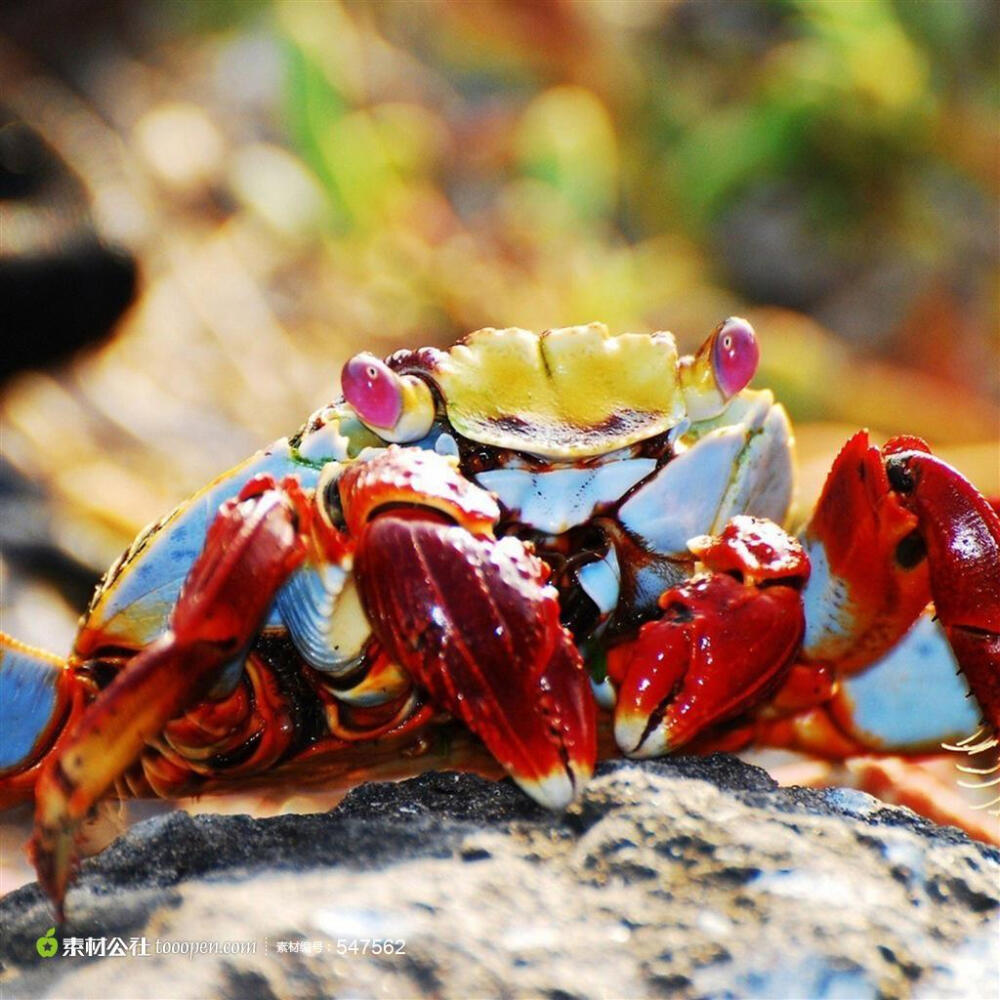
[608,517,808,758]
[691,514,809,583]
[884,446,1000,732]
[354,514,596,808]
[338,446,499,539]
[800,431,932,671]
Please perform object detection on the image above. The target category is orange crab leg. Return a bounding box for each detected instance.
[31,477,313,918]
[799,434,999,745]
[799,431,931,673]
[800,432,999,700]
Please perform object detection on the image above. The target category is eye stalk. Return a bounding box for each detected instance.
[341,352,435,442]
[680,317,759,421]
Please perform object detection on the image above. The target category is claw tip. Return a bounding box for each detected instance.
[514,767,587,811]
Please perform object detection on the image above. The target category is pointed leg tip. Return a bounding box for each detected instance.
[29,815,75,922]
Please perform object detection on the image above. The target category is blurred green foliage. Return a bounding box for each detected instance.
[191,0,998,394]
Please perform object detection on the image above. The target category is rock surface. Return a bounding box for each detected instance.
[1,756,997,999]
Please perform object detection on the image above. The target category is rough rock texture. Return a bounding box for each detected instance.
[1,757,997,999]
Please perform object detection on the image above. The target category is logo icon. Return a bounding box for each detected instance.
[36,927,58,958]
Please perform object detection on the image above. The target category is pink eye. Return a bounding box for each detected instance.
[341,352,403,429]
[712,317,759,398]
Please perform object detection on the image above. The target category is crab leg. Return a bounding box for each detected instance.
[744,433,1000,834]
[30,477,313,918]
[799,432,932,673]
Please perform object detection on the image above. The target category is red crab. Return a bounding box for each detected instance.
[1,319,997,919]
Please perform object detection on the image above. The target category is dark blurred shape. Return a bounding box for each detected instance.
[0,0,136,72]
[0,117,56,198]
[0,240,136,380]
[670,0,789,57]
[0,458,99,612]
[0,114,136,381]
[715,181,849,313]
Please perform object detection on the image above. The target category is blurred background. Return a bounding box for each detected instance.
[0,0,997,676]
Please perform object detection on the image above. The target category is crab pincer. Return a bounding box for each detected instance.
[607,516,810,757]
[798,432,1000,758]
[343,448,597,808]
[882,443,1000,749]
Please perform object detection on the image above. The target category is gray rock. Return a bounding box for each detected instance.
[1,756,997,999]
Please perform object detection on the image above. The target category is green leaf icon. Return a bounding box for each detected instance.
[36,927,58,958]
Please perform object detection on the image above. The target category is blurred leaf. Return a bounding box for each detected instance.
[792,0,928,115]
[667,102,806,227]
[282,35,348,225]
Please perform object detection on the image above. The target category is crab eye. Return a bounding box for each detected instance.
[341,353,403,430]
[712,317,759,398]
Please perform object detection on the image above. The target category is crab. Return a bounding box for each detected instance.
[1,319,998,920]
